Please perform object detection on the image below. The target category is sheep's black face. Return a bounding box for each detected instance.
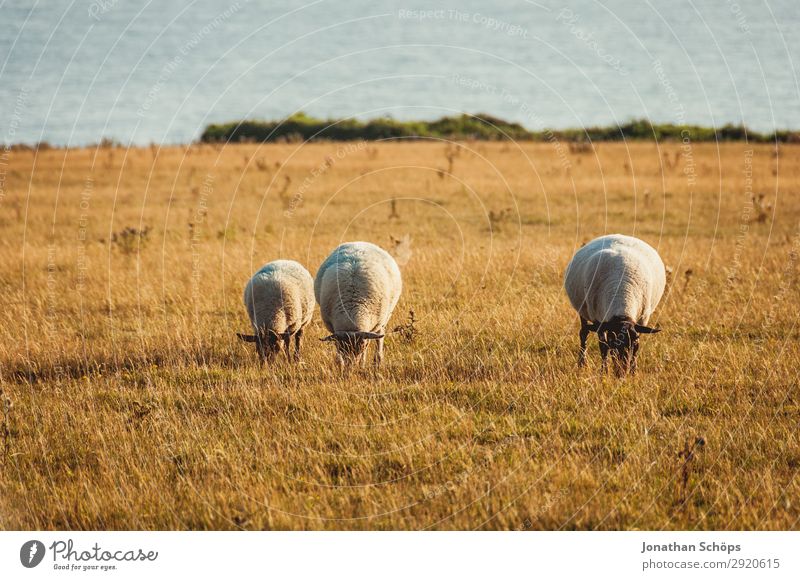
[595,318,660,376]
[257,332,281,363]
[335,335,367,365]
[321,330,384,369]
[599,322,640,376]
[237,330,281,363]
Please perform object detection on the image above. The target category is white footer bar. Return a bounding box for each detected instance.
[1,531,797,579]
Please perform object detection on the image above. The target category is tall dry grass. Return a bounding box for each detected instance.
[0,140,798,529]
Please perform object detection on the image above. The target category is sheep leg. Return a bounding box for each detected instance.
[283,335,291,361]
[373,336,384,367]
[599,342,609,374]
[294,329,303,362]
[578,318,591,367]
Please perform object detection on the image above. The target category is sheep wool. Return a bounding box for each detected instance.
[564,234,665,325]
[315,242,402,334]
[244,259,315,335]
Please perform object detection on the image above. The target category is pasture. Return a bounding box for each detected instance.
[0,140,798,530]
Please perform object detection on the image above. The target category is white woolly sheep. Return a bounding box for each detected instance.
[315,241,402,367]
[563,234,665,374]
[237,260,315,363]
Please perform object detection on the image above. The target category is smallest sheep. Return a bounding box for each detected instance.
[238,260,315,363]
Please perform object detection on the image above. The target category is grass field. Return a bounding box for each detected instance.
[0,139,798,530]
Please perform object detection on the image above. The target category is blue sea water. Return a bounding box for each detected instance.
[0,0,798,145]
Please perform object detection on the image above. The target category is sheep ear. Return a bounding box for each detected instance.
[320,331,384,342]
[355,331,384,340]
[634,325,661,334]
[237,333,258,343]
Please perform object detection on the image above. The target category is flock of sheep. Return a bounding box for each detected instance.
[238,234,665,375]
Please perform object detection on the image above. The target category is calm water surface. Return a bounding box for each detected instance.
[1,0,798,145]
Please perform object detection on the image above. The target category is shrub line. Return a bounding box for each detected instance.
[200,112,800,144]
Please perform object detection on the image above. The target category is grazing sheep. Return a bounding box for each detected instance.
[564,234,665,375]
[315,241,402,368]
[237,260,315,363]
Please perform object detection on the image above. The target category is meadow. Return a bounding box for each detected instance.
[0,139,798,530]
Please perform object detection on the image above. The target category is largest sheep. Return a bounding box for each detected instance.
[315,241,402,367]
[237,260,315,363]
[564,234,665,375]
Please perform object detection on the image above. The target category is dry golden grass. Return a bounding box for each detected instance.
[0,140,798,530]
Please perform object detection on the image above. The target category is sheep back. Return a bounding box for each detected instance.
[314,242,402,333]
[244,260,315,334]
[564,234,665,324]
